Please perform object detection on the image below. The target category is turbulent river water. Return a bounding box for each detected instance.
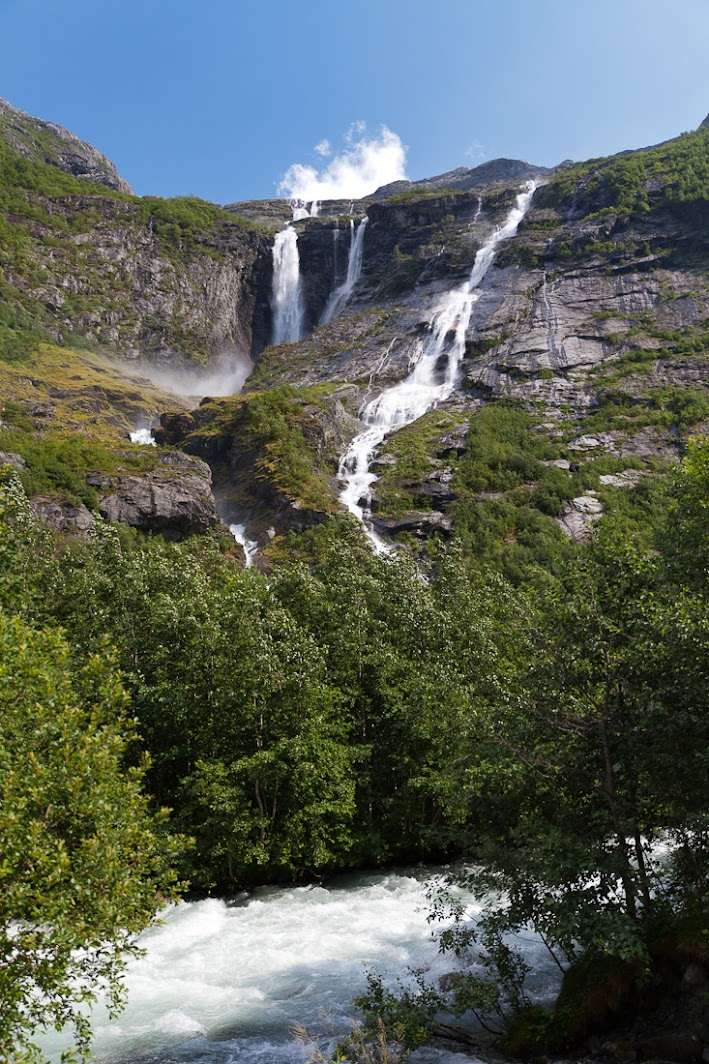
[41,869,560,1064]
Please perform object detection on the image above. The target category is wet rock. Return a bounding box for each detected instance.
[373,510,453,538]
[436,427,470,458]
[418,469,459,508]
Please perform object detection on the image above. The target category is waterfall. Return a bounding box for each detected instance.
[320,216,369,325]
[271,200,323,346]
[130,427,156,446]
[291,199,319,220]
[338,182,537,549]
[271,226,304,345]
[229,523,258,568]
[332,222,340,286]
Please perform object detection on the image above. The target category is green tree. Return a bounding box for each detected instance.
[0,608,184,1059]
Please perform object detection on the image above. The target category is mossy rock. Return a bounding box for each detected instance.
[553,951,642,1045]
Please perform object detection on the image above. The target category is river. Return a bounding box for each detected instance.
[41,869,560,1064]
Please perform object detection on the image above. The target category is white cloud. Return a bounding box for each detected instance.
[279,123,408,202]
[314,139,331,157]
[465,140,489,164]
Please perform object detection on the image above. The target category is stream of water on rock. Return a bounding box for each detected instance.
[338,183,537,550]
[39,869,560,1064]
[320,217,368,325]
[229,522,259,568]
[272,203,369,348]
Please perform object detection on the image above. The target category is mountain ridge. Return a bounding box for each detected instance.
[0,96,133,194]
[1,103,709,566]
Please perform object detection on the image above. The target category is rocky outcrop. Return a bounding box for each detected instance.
[373,510,453,538]
[369,158,553,201]
[0,451,27,470]
[30,497,95,533]
[0,97,132,194]
[558,494,603,539]
[86,451,220,540]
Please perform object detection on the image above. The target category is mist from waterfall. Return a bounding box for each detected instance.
[338,182,537,549]
[320,216,368,325]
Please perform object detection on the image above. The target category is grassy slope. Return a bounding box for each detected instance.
[0,342,190,505]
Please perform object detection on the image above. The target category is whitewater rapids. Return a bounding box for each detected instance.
[38,869,560,1064]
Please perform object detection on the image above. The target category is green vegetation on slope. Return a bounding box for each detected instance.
[0,132,255,363]
[539,126,709,217]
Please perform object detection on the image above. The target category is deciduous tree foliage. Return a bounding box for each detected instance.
[0,609,184,1058]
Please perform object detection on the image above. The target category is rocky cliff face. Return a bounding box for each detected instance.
[0,97,133,194]
[28,196,273,363]
[162,124,709,561]
[3,103,709,558]
[0,112,274,365]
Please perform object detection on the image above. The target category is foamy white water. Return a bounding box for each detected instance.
[320,217,368,325]
[130,428,156,446]
[38,869,561,1064]
[229,523,258,568]
[272,227,305,345]
[338,183,537,548]
[291,200,319,221]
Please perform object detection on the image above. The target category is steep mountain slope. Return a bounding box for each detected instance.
[1,102,709,569]
[0,100,274,365]
[0,106,274,542]
[0,97,133,194]
[159,123,709,573]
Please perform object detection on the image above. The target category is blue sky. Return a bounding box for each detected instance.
[2,0,709,204]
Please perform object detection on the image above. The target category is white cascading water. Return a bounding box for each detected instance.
[129,428,156,446]
[271,227,305,345]
[38,869,560,1064]
[230,523,258,568]
[338,183,537,548]
[292,200,319,221]
[271,201,322,345]
[320,217,369,325]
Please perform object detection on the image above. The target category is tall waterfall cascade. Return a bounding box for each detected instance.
[271,226,305,345]
[338,182,537,550]
[271,201,323,346]
[321,216,369,325]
